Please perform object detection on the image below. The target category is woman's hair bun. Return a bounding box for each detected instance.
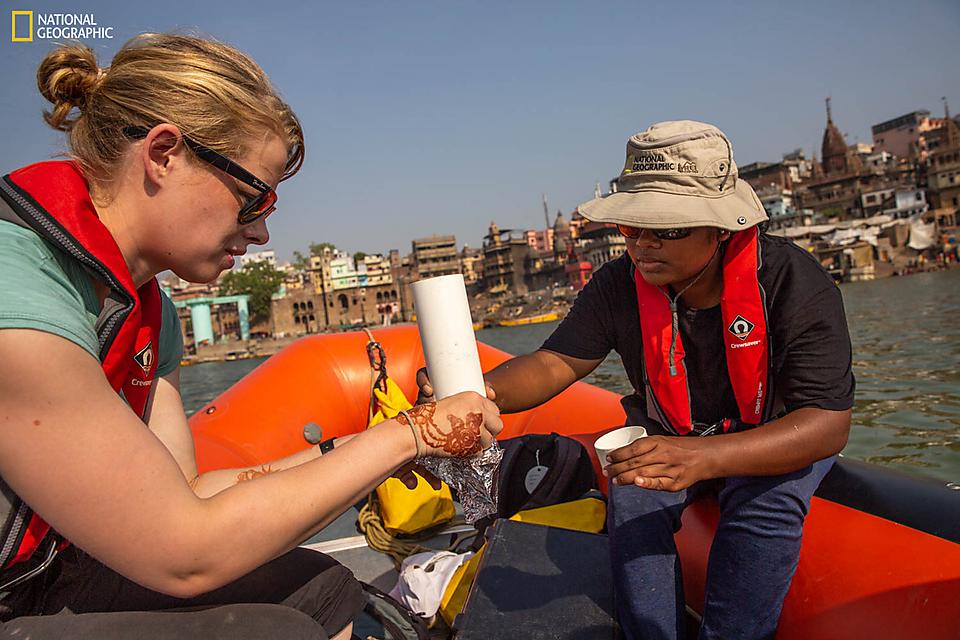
[37,44,101,131]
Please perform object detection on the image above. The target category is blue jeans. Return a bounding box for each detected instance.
[607,457,835,640]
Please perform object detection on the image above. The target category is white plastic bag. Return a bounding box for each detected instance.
[388,550,475,617]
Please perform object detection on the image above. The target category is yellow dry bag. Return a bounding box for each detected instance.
[368,377,455,536]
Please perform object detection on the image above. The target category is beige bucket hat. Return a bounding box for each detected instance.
[578,120,767,231]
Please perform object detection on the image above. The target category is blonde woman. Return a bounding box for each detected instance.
[0,35,502,639]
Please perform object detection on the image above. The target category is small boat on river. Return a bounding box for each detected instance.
[497,311,561,327]
[188,326,960,639]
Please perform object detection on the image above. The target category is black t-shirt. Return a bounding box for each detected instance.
[541,233,855,431]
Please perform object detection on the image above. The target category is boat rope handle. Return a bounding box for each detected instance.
[362,328,389,423]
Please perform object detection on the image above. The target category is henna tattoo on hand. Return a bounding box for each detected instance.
[397,403,483,456]
[445,411,483,456]
[236,465,273,482]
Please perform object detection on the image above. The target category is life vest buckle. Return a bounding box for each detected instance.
[0,534,60,593]
[691,418,734,437]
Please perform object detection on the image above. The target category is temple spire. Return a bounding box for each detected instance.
[825,96,833,123]
[942,96,960,150]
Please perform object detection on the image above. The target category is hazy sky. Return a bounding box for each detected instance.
[2,0,957,261]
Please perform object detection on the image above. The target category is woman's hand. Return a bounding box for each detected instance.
[397,390,502,458]
[604,435,715,492]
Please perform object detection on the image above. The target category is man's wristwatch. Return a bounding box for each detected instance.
[317,438,336,454]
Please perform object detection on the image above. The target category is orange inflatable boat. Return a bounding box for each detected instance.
[189,326,960,638]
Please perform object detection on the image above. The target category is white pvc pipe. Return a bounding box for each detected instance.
[411,274,486,400]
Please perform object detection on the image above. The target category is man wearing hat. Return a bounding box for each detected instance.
[420,120,854,637]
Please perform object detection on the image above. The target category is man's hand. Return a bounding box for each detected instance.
[415,367,496,405]
[604,435,714,492]
[605,407,852,491]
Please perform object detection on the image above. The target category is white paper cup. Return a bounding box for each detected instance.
[594,426,648,467]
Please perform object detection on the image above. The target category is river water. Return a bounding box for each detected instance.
[182,269,960,483]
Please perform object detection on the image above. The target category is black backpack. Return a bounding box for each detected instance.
[356,581,430,640]
[494,433,598,519]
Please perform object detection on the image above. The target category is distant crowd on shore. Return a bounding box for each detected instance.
[893,249,958,276]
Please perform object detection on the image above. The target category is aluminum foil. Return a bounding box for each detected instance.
[418,441,502,524]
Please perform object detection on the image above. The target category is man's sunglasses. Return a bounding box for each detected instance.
[123,126,278,224]
[616,225,693,241]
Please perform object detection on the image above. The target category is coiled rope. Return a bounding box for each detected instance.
[357,493,431,570]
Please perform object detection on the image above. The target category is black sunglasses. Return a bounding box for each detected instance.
[123,126,278,224]
[616,224,693,241]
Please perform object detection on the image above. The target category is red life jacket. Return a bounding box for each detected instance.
[635,227,770,435]
[0,161,162,588]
